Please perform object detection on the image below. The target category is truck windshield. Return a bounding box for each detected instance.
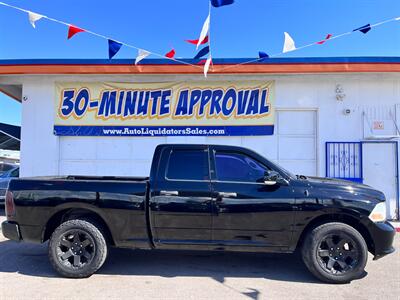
[264,159,296,180]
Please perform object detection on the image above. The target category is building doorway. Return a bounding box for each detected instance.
[276,109,318,176]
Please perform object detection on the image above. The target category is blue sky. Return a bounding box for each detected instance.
[0,0,399,125]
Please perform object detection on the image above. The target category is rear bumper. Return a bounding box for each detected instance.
[1,221,21,241]
[368,221,396,260]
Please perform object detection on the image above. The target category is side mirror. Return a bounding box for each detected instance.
[264,170,288,186]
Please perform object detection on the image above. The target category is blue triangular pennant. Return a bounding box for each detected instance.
[353,24,371,34]
[211,0,234,8]
[194,46,210,59]
[108,39,123,59]
[258,51,269,60]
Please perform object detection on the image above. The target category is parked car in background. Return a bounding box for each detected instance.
[0,164,19,204]
[0,163,16,174]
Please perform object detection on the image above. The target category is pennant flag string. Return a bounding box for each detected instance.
[359,17,399,31]
[217,15,400,72]
[0,1,204,69]
[0,1,399,75]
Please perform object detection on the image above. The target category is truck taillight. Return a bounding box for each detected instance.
[5,190,15,217]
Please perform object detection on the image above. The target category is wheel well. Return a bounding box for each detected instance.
[295,214,375,253]
[43,208,115,245]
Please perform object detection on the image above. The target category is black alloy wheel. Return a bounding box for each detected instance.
[49,219,108,278]
[57,229,96,269]
[317,233,359,275]
[301,222,368,284]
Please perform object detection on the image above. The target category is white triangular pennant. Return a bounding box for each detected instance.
[197,13,210,49]
[135,49,150,65]
[28,11,44,28]
[283,32,296,53]
[204,56,212,78]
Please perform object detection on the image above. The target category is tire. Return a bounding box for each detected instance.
[301,222,368,284]
[48,219,108,278]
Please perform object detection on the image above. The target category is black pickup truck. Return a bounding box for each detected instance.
[2,144,395,283]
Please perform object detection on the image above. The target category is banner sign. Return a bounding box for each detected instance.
[54,81,275,136]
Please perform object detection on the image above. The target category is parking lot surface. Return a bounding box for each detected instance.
[0,210,399,300]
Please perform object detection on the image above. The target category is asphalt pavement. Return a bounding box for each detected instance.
[0,209,399,300]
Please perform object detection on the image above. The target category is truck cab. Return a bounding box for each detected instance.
[149,144,297,252]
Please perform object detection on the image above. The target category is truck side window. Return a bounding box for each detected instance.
[166,149,209,181]
[215,152,268,183]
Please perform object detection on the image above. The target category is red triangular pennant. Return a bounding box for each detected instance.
[165,49,176,58]
[68,25,85,39]
[316,34,332,45]
[185,36,209,45]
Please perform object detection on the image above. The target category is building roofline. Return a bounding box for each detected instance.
[0,57,399,65]
[0,57,399,75]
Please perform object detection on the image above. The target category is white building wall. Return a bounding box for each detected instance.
[14,73,399,179]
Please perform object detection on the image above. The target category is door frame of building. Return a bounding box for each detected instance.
[361,140,399,220]
[275,107,319,176]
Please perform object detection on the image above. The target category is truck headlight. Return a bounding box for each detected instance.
[368,202,386,222]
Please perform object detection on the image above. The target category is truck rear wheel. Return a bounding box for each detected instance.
[48,219,108,278]
[301,222,368,284]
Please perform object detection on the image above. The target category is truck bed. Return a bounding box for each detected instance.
[6,174,150,248]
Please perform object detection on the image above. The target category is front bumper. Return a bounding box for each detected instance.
[368,221,396,260]
[1,221,21,241]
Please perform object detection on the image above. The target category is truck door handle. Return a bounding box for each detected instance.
[218,192,237,198]
[160,190,179,196]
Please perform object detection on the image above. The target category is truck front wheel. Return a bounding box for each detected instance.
[48,219,108,278]
[301,222,368,284]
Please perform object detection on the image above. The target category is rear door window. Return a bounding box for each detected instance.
[166,149,209,181]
